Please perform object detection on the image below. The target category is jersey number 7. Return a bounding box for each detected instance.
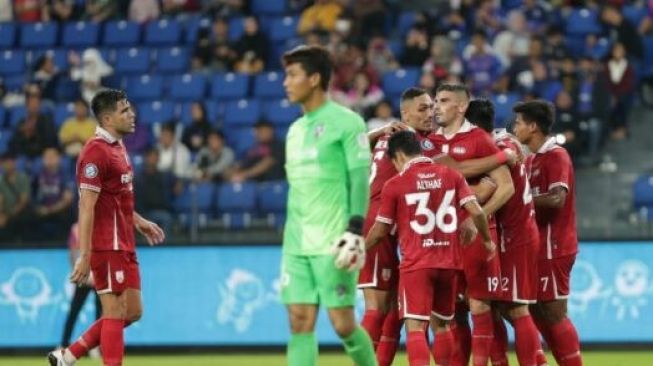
[405,190,457,235]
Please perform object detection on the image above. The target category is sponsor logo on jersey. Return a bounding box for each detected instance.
[84,163,98,179]
[452,146,467,155]
[121,173,133,184]
[421,139,435,150]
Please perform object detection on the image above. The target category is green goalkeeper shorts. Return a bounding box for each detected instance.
[280,253,358,308]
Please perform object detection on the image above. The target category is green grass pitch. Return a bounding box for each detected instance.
[2,351,652,365]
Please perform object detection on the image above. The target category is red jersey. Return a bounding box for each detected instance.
[76,127,136,252]
[376,157,476,272]
[426,120,500,173]
[493,131,538,250]
[526,137,578,259]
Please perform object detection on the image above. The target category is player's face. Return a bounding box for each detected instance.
[434,91,466,127]
[512,113,534,144]
[111,99,136,135]
[283,63,317,104]
[402,94,434,132]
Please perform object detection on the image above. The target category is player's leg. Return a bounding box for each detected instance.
[429,269,458,366]
[501,303,541,366]
[376,288,402,366]
[430,317,454,366]
[61,285,92,347]
[405,318,431,366]
[281,254,320,366]
[490,310,509,366]
[450,273,471,366]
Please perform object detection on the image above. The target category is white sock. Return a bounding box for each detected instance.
[63,348,77,364]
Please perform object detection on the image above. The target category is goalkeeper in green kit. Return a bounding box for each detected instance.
[280,45,377,366]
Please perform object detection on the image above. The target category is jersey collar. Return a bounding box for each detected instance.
[434,119,474,140]
[400,156,432,175]
[95,126,119,144]
[536,136,558,154]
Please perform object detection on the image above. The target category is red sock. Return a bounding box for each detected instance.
[533,316,559,362]
[471,312,494,366]
[377,309,402,366]
[432,329,454,366]
[361,309,385,349]
[535,349,548,366]
[100,318,124,366]
[550,318,582,366]
[451,320,472,366]
[513,315,541,366]
[490,317,509,366]
[407,330,431,366]
[68,319,103,359]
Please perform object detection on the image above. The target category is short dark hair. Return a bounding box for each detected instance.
[91,89,127,124]
[160,121,177,134]
[512,100,555,135]
[400,87,428,107]
[75,98,89,109]
[466,99,495,133]
[208,129,225,140]
[387,131,422,160]
[435,83,470,101]
[282,45,333,91]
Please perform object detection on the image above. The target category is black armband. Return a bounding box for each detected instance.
[347,215,364,236]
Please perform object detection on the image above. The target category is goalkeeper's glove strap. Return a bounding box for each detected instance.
[347,215,364,236]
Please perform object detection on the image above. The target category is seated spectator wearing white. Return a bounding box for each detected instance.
[366,100,399,132]
[9,90,59,159]
[135,149,174,234]
[0,152,32,242]
[193,130,235,182]
[226,120,285,183]
[493,10,531,68]
[156,121,193,181]
[59,98,96,158]
[69,48,113,105]
[129,0,160,23]
[332,71,384,116]
[33,147,74,238]
[181,102,212,153]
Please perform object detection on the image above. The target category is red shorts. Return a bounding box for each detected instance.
[497,243,538,304]
[538,254,576,302]
[358,209,399,291]
[461,230,501,300]
[397,268,458,321]
[91,251,141,295]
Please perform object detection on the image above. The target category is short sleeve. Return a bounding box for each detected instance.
[476,130,501,157]
[341,113,371,171]
[454,170,476,207]
[76,144,106,192]
[543,150,571,193]
[376,180,397,225]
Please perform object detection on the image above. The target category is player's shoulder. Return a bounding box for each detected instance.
[543,144,572,164]
[326,101,365,126]
[79,137,110,158]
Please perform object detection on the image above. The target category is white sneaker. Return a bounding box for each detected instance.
[47,349,73,366]
[88,347,101,359]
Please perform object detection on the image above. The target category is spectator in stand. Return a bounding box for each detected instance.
[521,0,548,33]
[604,42,637,140]
[418,71,437,95]
[202,0,245,18]
[157,122,193,181]
[350,0,386,40]
[161,0,200,15]
[135,149,174,234]
[234,16,269,66]
[493,9,531,68]
[15,0,46,22]
[332,43,379,93]
[464,29,503,96]
[33,147,74,238]
[423,35,463,83]
[225,120,285,183]
[128,0,160,23]
[473,0,503,37]
[542,26,569,71]
[84,0,118,22]
[577,57,610,163]
[44,0,78,22]
[193,130,234,182]
[332,71,384,117]
[297,0,344,35]
[0,0,12,21]
[181,102,212,153]
[59,99,96,158]
[552,90,582,161]
[401,27,430,67]
[0,152,32,242]
[32,53,62,104]
[234,51,265,74]
[69,49,113,105]
[366,100,399,131]
[193,18,237,72]
[366,36,400,75]
[9,91,58,159]
[601,5,644,60]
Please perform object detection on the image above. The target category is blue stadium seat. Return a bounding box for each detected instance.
[62,21,100,48]
[169,73,206,101]
[28,49,69,71]
[211,73,250,100]
[623,5,649,28]
[54,78,80,102]
[3,75,25,92]
[0,130,12,155]
[0,106,5,128]
[7,106,26,128]
[642,35,653,76]
[251,0,286,14]
[99,47,115,64]
[228,17,245,41]
[397,12,417,36]
[269,16,298,42]
[103,21,141,46]
[205,101,225,124]
[264,99,300,126]
[145,18,181,46]
[217,182,257,212]
[115,48,151,74]
[382,68,420,97]
[224,99,261,127]
[0,22,17,49]
[54,103,75,128]
[253,71,285,99]
[388,39,404,60]
[156,47,190,73]
[102,74,124,89]
[225,127,255,157]
[127,75,164,102]
[257,181,288,213]
[174,182,215,213]
[137,101,175,124]
[634,175,653,208]
[184,16,211,44]
[565,8,601,36]
[0,50,25,75]
[492,92,521,128]
[20,22,58,48]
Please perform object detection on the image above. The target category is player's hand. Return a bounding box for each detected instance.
[504,148,518,167]
[383,121,409,135]
[483,240,497,261]
[459,217,478,246]
[70,254,91,285]
[135,218,165,246]
[330,216,366,272]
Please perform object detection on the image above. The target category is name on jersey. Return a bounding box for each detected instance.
[374,140,388,150]
[121,172,133,184]
[422,238,450,248]
[416,179,442,190]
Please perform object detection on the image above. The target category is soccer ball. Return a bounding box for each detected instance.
[331,232,366,272]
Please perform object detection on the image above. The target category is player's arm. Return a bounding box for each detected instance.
[432,150,516,179]
[365,221,392,250]
[469,177,496,205]
[134,211,165,246]
[462,199,496,258]
[534,186,568,209]
[367,121,408,147]
[481,165,514,216]
[70,188,99,285]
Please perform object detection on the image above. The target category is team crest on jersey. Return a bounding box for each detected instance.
[382,268,392,282]
[420,139,435,151]
[115,270,124,284]
[314,124,325,138]
[452,146,467,155]
[84,163,98,178]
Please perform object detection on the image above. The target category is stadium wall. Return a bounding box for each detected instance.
[1,242,652,348]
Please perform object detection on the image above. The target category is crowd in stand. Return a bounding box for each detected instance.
[0,0,651,243]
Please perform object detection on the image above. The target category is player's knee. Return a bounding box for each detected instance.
[507,304,529,320]
[288,310,314,333]
[332,318,357,338]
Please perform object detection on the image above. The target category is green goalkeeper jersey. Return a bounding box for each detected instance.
[283,100,371,256]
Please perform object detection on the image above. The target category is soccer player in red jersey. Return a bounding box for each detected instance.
[512,100,583,366]
[360,87,437,366]
[427,84,515,366]
[366,130,496,366]
[48,89,165,366]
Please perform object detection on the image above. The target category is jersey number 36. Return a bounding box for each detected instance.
[405,190,457,235]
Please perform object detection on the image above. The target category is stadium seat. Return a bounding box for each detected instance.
[264,99,301,126]
[257,181,288,213]
[0,130,12,155]
[269,16,298,43]
[54,103,75,128]
[642,35,653,76]
[205,101,225,124]
[103,21,141,46]
[174,181,215,213]
[115,48,151,74]
[0,106,5,127]
[184,16,211,44]
[62,21,100,48]
[137,101,175,124]
[492,92,521,128]
[169,73,206,101]
[54,78,80,102]
[251,0,286,14]
[7,106,26,128]
[565,8,601,36]
[0,22,17,49]
[145,18,181,46]
[3,75,25,92]
[102,74,125,89]
[224,99,261,127]
[382,68,420,97]
[156,47,190,73]
[0,50,24,75]
[28,49,69,71]
[634,175,653,208]
[623,4,648,28]
[397,11,417,36]
[127,75,164,102]
[211,73,250,100]
[228,17,245,41]
[20,22,58,48]
[225,127,255,157]
[253,71,285,99]
[217,182,257,212]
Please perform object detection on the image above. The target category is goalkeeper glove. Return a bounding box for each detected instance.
[330,216,366,272]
